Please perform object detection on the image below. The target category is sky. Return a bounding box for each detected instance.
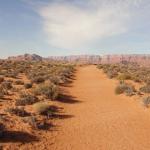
[0,0,150,58]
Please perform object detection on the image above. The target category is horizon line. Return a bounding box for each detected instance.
[1,53,150,59]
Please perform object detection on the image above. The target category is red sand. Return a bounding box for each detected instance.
[51,65,150,150]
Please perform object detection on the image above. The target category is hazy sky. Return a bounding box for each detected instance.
[0,0,150,58]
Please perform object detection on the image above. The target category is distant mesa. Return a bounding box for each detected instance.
[8,53,43,61]
[7,54,102,64]
[6,53,150,65]
[101,54,150,66]
[46,55,101,64]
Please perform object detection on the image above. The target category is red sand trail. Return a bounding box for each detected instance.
[51,65,150,150]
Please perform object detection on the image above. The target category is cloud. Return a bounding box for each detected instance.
[37,0,142,49]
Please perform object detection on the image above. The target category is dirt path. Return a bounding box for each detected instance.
[51,65,150,150]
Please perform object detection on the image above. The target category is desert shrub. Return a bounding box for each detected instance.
[1,81,12,90]
[31,76,45,84]
[0,123,5,138]
[0,85,8,98]
[34,82,59,100]
[125,87,135,96]
[132,75,141,82]
[102,64,111,73]
[24,83,32,89]
[15,93,38,106]
[6,79,13,83]
[22,116,50,130]
[58,67,74,80]
[33,102,51,115]
[15,80,24,85]
[97,64,103,69]
[5,71,18,78]
[139,84,150,93]
[98,63,150,84]
[22,116,37,129]
[115,82,135,95]
[107,71,118,79]
[115,84,125,94]
[6,107,29,117]
[11,87,21,92]
[146,80,150,85]
[142,97,150,108]
[0,76,4,83]
[49,75,62,85]
[117,73,131,80]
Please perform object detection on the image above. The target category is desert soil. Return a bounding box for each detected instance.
[50,65,150,150]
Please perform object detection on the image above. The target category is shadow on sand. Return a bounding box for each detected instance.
[60,71,77,88]
[48,105,74,120]
[57,94,81,104]
[1,131,39,143]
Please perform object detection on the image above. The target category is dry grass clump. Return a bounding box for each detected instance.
[26,63,75,86]
[98,62,150,83]
[115,83,127,94]
[33,102,51,115]
[15,93,39,106]
[97,64,103,69]
[1,81,12,90]
[115,81,136,96]
[5,107,29,117]
[0,60,75,138]
[22,116,37,129]
[49,75,63,85]
[97,64,119,79]
[117,73,131,80]
[0,76,4,83]
[139,84,150,93]
[15,80,24,85]
[31,76,45,84]
[107,70,118,79]
[142,96,150,108]
[132,74,142,83]
[33,82,59,100]
[98,63,150,99]
[5,71,18,79]
[22,116,51,130]
[24,83,32,89]
[0,85,8,98]
[0,123,5,138]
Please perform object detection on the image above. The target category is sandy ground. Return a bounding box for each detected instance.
[50,65,150,150]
